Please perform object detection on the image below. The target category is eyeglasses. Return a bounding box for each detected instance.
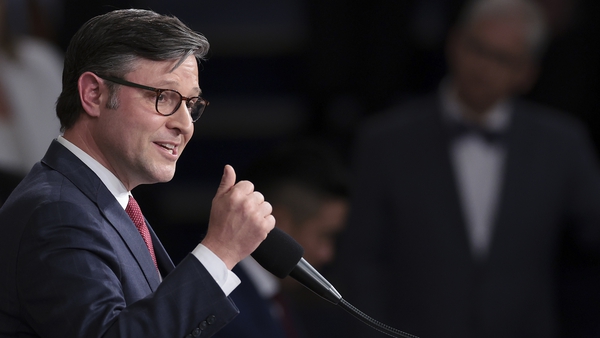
[95,74,209,122]
[461,36,526,70]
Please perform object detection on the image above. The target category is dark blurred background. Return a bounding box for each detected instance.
[6,0,599,268]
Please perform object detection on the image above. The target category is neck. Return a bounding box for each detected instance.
[62,126,135,191]
[454,92,498,126]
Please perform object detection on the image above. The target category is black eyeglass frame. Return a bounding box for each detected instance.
[95,73,209,122]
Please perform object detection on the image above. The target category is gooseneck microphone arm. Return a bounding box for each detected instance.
[337,298,419,338]
[251,228,419,338]
[289,258,342,303]
[290,257,418,338]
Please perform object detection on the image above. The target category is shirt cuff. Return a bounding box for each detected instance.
[191,244,241,296]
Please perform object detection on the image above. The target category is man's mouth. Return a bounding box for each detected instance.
[156,142,176,155]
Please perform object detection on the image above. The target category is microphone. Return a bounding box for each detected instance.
[251,227,342,304]
[250,228,419,338]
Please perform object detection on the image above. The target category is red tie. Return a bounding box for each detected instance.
[126,195,159,272]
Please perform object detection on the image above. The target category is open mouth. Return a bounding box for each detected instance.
[156,142,176,155]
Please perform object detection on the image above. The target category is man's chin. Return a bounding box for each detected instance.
[146,166,177,185]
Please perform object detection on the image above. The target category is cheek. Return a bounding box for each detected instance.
[478,69,516,96]
[180,127,194,152]
[107,122,152,160]
[96,114,128,148]
[453,48,477,72]
[111,119,140,145]
[311,239,336,266]
[297,231,330,261]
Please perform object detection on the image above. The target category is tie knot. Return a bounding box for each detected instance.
[446,119,506,144]
[125,195,159,272]
[126,196,144,227]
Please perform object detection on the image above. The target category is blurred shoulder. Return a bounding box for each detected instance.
[357,93,441,141]
[515,99,590,141]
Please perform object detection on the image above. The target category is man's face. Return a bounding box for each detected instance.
[448,16,535,113]
[93,55,198,189]
[291,199,348,270]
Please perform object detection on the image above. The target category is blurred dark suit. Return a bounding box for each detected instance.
[337,94,600,338]
[214,263,291,338]
[214,258,305,338]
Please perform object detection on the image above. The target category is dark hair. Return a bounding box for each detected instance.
[243,139,349,225]
[55,9,210,131]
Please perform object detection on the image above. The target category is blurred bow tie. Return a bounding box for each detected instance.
[446,119,506,144]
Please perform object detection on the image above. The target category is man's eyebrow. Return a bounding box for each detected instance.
[155,80,202,95]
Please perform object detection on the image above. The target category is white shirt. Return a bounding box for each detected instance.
[440,82,512,259]
[238,256,280,299]
[238,257,283,319]
[56,136,240,295]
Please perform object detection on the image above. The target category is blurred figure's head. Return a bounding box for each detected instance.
[244,140,349,271]
[447,0,548,115]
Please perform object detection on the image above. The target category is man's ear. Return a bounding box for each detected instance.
[272,206,294,234]
[78,72,104,117]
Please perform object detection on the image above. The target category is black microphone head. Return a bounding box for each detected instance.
[251,228,304,278]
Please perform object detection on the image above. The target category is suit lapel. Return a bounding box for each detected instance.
[98,188,162,290]
[486,101,533,261]
[434,101,473,255]
[147,223,175,276]
[42,140,162,290]
[413,99,473,260]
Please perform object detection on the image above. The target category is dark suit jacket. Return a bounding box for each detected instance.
[337,94,600,338]
[0,140,239,337]
[213,265,288,338]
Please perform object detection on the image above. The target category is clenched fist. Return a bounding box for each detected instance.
[202,164,276,269]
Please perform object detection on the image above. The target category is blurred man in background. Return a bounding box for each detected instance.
[215,139,349,338]
[336,0,600,337]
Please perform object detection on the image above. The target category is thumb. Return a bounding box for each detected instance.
[216,164,236,195]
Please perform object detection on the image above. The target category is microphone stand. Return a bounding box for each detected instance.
[291,258,419,338]
[337,298,419,338]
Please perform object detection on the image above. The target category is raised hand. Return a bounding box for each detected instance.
[202,164,276,269]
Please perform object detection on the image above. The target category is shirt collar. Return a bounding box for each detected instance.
[56,135,130,209]
[239,256,280,299]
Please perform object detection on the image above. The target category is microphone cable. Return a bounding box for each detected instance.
[338,298,419,338]
[252,228,419,338]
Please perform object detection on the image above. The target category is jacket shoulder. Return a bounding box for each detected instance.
[357,94,441,142]
[514,99,592,145]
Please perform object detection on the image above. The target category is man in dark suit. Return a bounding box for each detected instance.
[214,140,349,338]
[0,9,275,338]
[336,0,600,337]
